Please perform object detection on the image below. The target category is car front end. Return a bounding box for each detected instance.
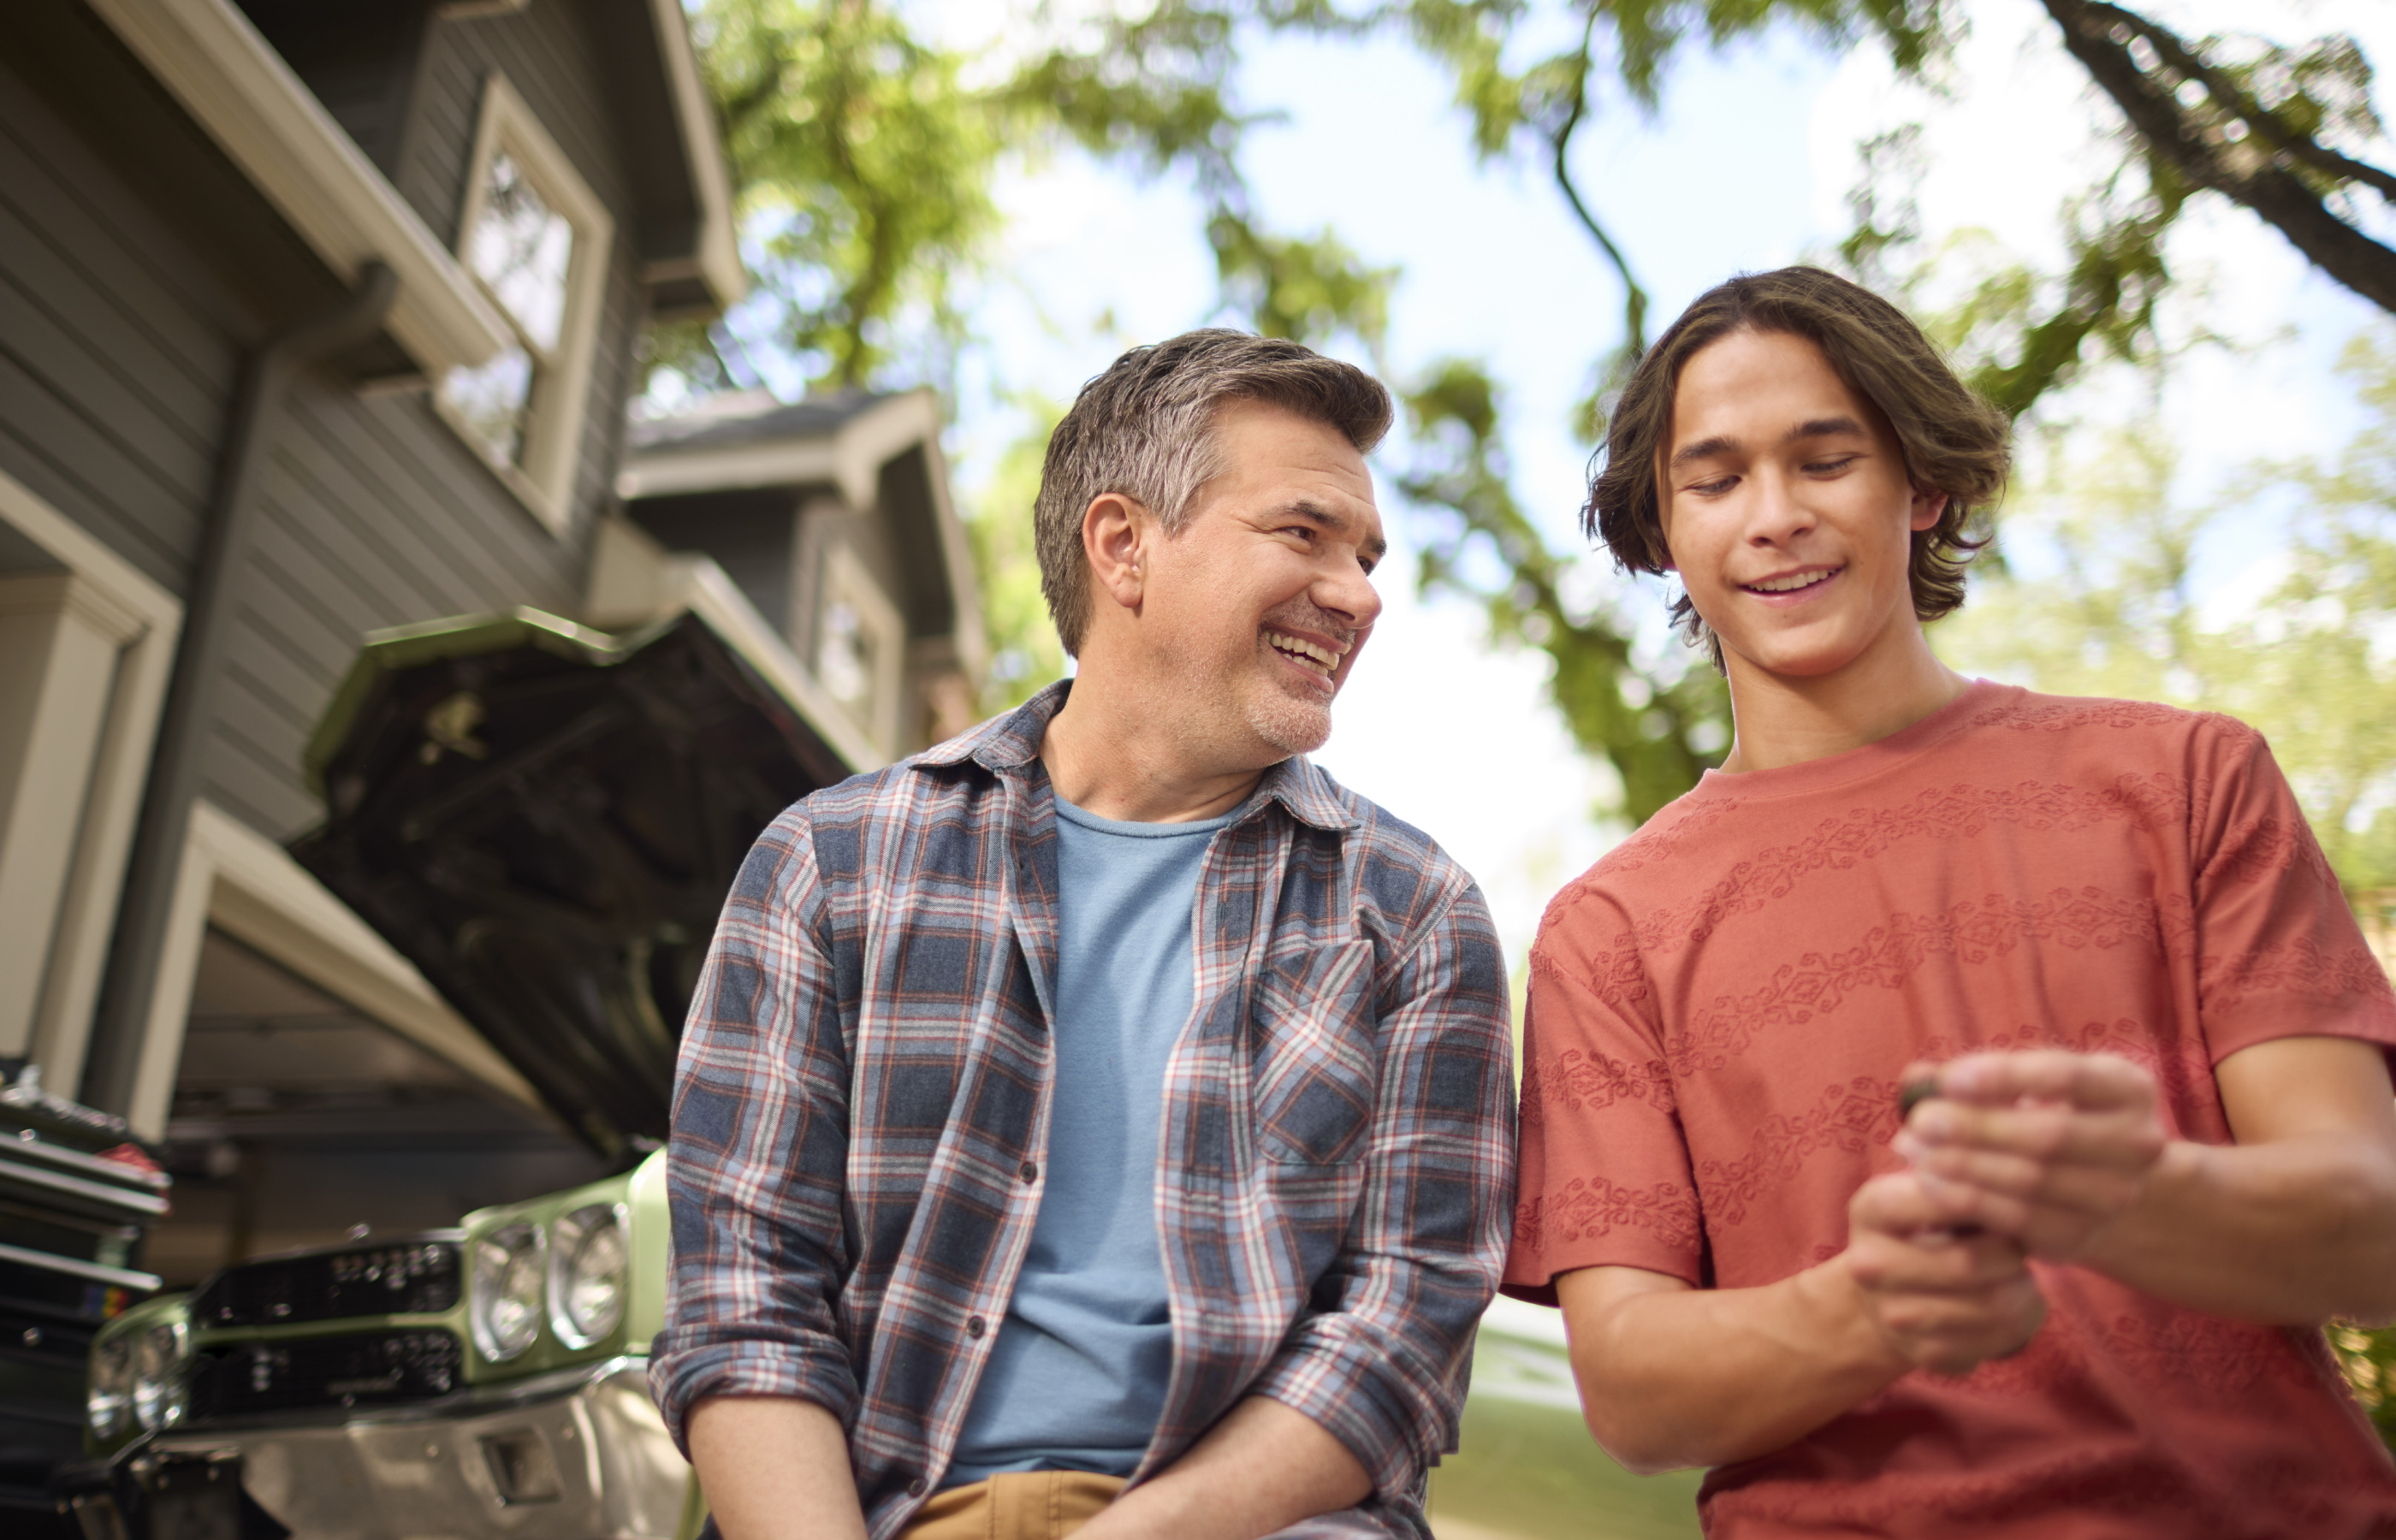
[57,1152,691,1540]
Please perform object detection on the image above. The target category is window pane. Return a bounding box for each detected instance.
[442,348,535,468]
[820,601,875,708]
[466,151,573,353]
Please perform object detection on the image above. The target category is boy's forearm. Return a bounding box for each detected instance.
[688,1395,869,1540]
[2082,1131,2396,1324]
[1557,1261,1910,1473]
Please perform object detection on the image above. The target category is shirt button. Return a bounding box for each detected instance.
[966,1316,987,1338]
[907,1477,928,1497]
[1018,1160,1039,1182]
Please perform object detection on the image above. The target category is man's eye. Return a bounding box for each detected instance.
[1689,477,1736,496]
[1806,456,1860,475]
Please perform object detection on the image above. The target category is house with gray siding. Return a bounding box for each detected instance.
[0,0,981,1518]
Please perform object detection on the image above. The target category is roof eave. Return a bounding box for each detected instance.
[644,0,745,312]
[86,0,513,376]
[617,391,934,510]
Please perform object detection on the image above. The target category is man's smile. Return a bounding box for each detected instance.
[1264,627,1347,684]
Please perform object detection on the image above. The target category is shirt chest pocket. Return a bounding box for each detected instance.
[1248,939,1379,1166]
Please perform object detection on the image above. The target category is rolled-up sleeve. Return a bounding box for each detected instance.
[649,808,858,1451]
[1247,881,1517,1501]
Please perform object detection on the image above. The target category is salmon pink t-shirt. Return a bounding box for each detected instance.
[1504,683,2396,1537]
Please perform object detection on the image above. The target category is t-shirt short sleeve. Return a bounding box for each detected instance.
[1502,888,1704,1306]
[2191,717,2396,1065]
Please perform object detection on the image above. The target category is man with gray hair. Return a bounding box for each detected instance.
[651,330,1517,1540]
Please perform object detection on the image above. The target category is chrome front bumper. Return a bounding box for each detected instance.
[67,1356,694,1540]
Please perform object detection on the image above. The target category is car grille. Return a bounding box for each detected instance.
[189,1329,464,1419]
[189,1235,462,1326]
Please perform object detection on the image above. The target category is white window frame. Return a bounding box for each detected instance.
[817,543,906,760]
[435,74,614,535]
[0,471,181,1095]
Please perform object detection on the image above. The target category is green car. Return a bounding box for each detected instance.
[63,1154,698,1540]
[62,1176,1711,1540]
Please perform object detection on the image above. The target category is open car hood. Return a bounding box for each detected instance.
[289,608,849,1159]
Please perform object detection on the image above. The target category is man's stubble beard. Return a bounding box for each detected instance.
[1167,644,1331,761]
[1244,682,1332,756]
[1238,599,1349,756]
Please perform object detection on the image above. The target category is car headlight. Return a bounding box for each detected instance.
[548,1203,628,1349]
[130,1320,187,1431]
[471,1223,544,1361]
[86,1331,133,1441]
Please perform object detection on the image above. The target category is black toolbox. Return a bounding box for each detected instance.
[0,1062,166,1536]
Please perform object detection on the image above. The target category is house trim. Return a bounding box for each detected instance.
[910,424,988,684]
[585,518,887,773]
[816,542,906,759]
[0,471,181,1097]
[643,0,744,311]
[122,801,546,1143]
[83,0,514,376]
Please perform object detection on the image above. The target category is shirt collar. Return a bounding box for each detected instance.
[916,678,1360,833]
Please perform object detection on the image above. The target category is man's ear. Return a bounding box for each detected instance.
[1908,483,1950,532]
[1082,492,1150,613]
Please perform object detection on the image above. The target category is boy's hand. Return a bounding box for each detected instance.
[1846,1172,2047,1375]
[1894,1051,2169,1262]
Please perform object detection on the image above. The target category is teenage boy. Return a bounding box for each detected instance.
[651,331,1515,1540]
[1505,266,2396,1534]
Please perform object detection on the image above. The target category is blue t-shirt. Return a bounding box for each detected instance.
[943,794,1233,1485]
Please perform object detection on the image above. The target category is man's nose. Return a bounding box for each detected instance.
[1316,555,1383,631]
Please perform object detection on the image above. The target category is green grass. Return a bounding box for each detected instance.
[1428,1342,1705,1540]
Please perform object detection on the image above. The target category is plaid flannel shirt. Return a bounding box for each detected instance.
[650,682,1516,1539]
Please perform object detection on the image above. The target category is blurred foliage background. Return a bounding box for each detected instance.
[643,0,2396,1496]
[647,0,2395,830]
[1936,329,2396,900]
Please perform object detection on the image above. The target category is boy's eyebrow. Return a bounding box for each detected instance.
[1668,434,1738,471]
[1275,497,1388,563]
[1667,416,1871,471]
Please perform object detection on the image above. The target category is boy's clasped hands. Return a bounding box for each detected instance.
[1848,1051,2172,1377]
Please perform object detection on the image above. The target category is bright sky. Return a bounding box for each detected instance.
[899,1,2396,962]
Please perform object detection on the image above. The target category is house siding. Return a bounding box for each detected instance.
[240,0,431,181]
[0,48,244,597]
[186,0,662,840]
[198,379,595,841]
[0,0,657,840]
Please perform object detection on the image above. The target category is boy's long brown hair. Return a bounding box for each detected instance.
[1585,267,2013,667]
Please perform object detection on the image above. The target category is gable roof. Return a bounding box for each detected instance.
[627,388,890,452]
[620,388,988,684]
[621,389,938,509]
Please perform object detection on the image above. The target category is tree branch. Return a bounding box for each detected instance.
[2042,0,2396,317]
[2103,7,2396,205]
[1549,13,1650,357]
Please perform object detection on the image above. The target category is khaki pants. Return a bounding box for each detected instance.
[900,1472,1129,1539]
